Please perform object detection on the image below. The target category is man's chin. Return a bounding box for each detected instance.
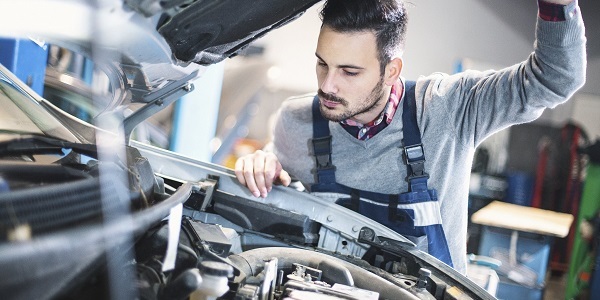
[319,108,345,122]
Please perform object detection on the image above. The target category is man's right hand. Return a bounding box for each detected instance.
[234,150,292,198]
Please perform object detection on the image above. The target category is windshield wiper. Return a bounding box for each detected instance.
[0,133,97,158]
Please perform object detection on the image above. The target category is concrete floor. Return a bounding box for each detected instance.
[544,273,567,300]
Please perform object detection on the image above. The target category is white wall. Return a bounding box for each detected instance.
[254,0,534,93]
[586,56,600,96]
[223,0,600,153]
[253,4,322,93]
[251,0,598,96]
[571,93,600,140]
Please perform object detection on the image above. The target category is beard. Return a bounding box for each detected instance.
[318,77,385,122]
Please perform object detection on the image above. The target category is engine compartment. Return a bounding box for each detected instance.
[0,143,491,300]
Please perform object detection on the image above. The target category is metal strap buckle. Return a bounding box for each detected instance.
[312,136,334,169]
[404,144,428,178]
[404,144,425,163]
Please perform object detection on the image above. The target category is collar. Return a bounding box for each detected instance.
[341,79,403,128]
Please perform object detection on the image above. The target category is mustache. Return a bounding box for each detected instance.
[318,90,346,104]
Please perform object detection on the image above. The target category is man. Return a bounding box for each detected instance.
[234,0,586,274]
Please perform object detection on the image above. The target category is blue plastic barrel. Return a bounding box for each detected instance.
[504,172,534,206]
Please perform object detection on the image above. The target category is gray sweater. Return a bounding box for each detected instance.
[271,9,586,274]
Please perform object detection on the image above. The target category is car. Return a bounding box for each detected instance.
[0,1,495,299]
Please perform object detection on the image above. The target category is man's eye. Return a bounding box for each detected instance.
[317,61,327,67]
[344,70,358,76]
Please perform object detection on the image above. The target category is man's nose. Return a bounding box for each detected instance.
[320,71,338,94]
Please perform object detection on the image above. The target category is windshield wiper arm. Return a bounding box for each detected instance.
[0,134,97,157]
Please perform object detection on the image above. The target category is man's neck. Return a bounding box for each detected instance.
[348,86,393,125]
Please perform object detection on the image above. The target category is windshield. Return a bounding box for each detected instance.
[0,68,79,143]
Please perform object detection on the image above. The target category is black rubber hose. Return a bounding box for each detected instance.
[0,177,124,238]
[0,183,193,294]
[0,163,92,182]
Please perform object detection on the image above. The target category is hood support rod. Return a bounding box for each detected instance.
[121,70,198,144]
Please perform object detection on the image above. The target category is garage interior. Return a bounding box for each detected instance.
[0,0,599,299]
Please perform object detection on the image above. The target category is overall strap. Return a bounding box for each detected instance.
[402,81,430,192]
[311,96,336,184]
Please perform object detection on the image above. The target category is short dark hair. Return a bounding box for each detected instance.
[320,0,408,74]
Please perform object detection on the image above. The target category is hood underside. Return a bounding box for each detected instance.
[0,0,321,141]
[154,0,321,65]
[0,0,320,108]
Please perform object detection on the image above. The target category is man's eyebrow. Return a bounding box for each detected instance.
[315,53,364,70]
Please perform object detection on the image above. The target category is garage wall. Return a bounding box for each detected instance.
[251,0,598,96]
[218,0,599,158]
[255,0,534,93]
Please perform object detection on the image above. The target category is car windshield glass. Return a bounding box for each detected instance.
[0,71,79,143]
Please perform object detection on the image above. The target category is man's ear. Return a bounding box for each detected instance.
[384,58,403,86]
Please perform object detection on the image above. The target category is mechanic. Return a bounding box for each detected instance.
[234,0,587,274]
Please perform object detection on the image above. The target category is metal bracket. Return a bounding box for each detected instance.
[122,70,198,143]
[188,175,220,212]
[358,227,414,250]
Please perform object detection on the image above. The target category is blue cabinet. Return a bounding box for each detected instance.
[471,201,573,300]
[478,226,551,300]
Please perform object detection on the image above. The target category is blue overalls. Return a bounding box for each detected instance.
[310,81,453,267]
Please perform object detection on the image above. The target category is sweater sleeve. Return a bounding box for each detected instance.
[271,94,317,185]
[424,1,586,148]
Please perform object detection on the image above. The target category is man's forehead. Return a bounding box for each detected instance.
[319,25,377,41]
[316,26,379,66]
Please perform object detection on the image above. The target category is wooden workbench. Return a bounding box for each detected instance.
[471,200,573,238]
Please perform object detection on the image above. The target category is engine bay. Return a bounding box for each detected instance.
[0,141,492,300]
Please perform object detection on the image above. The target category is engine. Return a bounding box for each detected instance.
[130,214,437,300]
[0,144,487,300]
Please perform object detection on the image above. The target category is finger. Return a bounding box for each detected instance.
[242,157,261,197]
[264,154,280,193]
[234,157,247,186]
[273,168,291,187]
[252,152,268,197]
[278,169,292,187]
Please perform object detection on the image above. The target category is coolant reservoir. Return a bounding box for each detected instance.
[191,261,234,300]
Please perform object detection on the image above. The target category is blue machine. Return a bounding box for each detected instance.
[0,38,48,95]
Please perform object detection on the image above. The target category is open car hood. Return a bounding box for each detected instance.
[0,1,496,300]
[0,0,319,128]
